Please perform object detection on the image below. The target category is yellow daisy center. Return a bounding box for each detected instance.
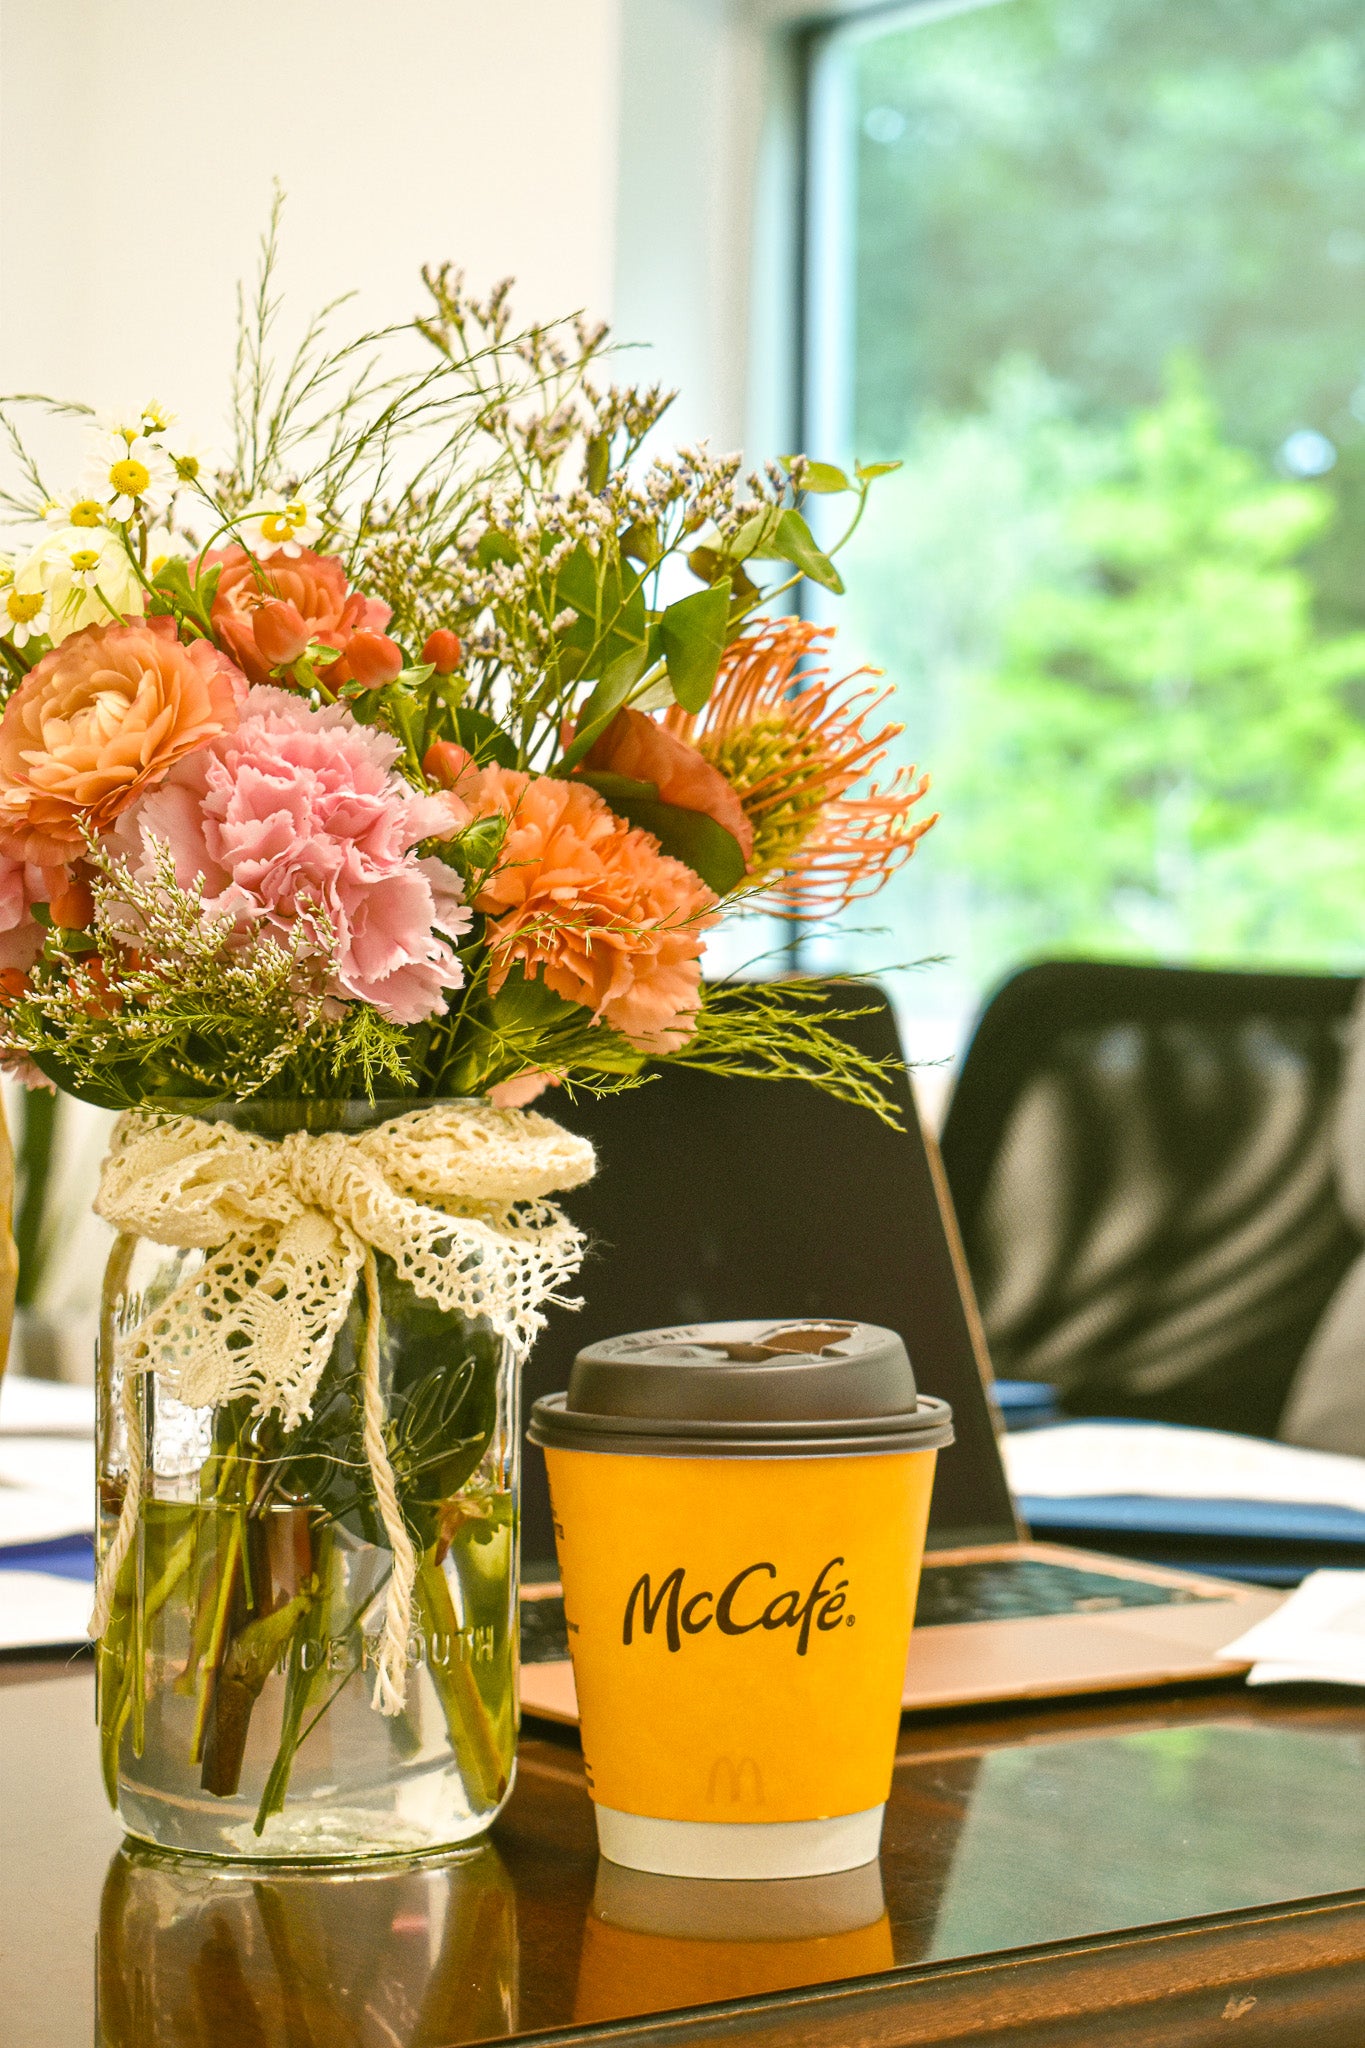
[109,458,150,498]
[69,549,101,573]
[260,512,299,543]
[6,591,43,624]
[69,499,104,527]
[172,454,200,482]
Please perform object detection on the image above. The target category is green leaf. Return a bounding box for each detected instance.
[586,433,611,495]
[552,543,648,681]
[686,544,728,583]
[577,770,749,893]
[557,642,650,773]
[488,965,582,1035]
[659,580,731,713]
[150,556,220,635]
[790,460,850,494]
[729,508,784,562]
[632,674,676,712]
[381,684,423,762]
[855,460,902,481]
[475,529,517,569]
[620,519,661,567]
[451,705,517,767]
[436,809,508,886]
[750,508,844,593]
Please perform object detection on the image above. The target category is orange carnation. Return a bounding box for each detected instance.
[465,767,718,1052]
[203,544,392,687]
[0,619,242,864]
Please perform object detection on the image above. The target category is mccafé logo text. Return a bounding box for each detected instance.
[622,1558,852,1655]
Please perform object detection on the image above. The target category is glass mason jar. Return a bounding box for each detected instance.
[96,1100,521,1862]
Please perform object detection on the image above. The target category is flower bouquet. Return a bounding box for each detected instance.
[0,215,935,1860]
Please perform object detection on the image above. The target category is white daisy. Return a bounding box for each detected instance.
[44,494,111,535]
[96,406,150,444]
[84,428,174,520]
[2,559,50,647]
[239,491,323,559]
[164,431,212,493]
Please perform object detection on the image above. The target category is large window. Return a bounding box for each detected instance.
[804,0,1365,1063]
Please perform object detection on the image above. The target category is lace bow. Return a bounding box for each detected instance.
[90,1101,595,1711]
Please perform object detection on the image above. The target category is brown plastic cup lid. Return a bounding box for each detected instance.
[527,1319,953,1458]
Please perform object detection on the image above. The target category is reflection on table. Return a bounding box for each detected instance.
[98,1840,518,2047]
[573,1862,894,2024]
[6,1671,1364,2048]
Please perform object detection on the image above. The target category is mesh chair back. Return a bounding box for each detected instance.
[939,961,1362,1437]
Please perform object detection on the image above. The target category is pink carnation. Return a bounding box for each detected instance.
[0,856,52,975]
[111,688,470,1024]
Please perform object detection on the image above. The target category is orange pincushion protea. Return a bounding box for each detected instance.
[664,617,937,917]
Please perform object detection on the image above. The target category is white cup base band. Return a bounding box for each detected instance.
[593,1803,885,1880]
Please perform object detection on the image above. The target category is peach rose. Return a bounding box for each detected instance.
[0,619,243,864]
[467,767,718,1052]
[203,545,392,687]
[579,707,753,865]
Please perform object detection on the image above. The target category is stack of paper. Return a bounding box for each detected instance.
[1218,1570,1365,1687]
[0,1372,95,1650]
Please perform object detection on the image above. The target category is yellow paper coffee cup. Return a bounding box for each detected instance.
[529,1319,952,1880]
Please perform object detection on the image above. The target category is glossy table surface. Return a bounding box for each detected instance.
[4,1655,1365,2047]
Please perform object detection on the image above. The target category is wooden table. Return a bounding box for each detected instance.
[4,1654,1365,2047]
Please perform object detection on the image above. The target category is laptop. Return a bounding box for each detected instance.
[516,984,1280,1724]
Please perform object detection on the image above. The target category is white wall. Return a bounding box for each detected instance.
[0,0,804,494]
[1,0,625,445]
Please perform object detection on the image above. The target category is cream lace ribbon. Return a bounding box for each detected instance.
[89,1101,595,1712]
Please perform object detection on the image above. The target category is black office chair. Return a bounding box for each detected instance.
[939,960,1363,1440]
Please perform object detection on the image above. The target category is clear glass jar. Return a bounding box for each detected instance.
[96,1101,521,1862]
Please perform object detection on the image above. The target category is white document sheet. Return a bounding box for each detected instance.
[1217,1569,1365,1688]
[0,1569,93,1650]
[1003,1420,1365,1515]
[0,1374,95,1438]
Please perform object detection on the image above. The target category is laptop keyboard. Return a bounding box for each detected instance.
[521,1595,573,1664]
[911,1556,1216,1627]
[518,1555,1222,1663]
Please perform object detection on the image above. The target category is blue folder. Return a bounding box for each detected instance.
[0,1533,95,1582]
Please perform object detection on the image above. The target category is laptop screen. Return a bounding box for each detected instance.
[521,983,1019,1565]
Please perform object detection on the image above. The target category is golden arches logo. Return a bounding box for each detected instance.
[706,1754,765,1805]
